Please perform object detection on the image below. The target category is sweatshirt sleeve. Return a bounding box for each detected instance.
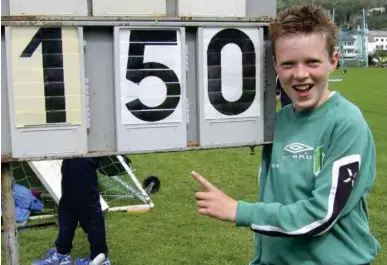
[235,117,373,237]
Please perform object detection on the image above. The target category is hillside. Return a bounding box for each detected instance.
[277,0,387,30]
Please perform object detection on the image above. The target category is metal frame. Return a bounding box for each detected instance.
[1,16,271,27]
[1,19,273,163]
[2,143,275,162]
[1,164,20,265]
[1,15,275,265]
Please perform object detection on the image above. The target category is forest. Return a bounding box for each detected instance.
[277,0,387,30]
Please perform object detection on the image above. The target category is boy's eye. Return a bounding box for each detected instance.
[281,62,294,67]
[307,60,320,64]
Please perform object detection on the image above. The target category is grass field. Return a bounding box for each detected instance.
[2,68,387,265]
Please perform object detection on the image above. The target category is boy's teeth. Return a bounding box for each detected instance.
[295,85,310,91]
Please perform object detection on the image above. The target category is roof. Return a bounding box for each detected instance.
[368,30,387,41]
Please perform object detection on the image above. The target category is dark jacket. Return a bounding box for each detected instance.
[276,76,292,107]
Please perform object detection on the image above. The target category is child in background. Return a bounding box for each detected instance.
[32,157,112,265]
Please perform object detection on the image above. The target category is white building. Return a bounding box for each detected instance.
[367,30,387,53]
[367,7,386,15]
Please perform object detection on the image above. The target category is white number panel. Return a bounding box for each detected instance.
[9,27,83,127]
[197,27,265,147]
[5,26,88,158]
[114,27,187,152]
[202,27,261,120]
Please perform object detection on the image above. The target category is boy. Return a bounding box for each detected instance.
[192,4,380,265]
[32,158,112,265]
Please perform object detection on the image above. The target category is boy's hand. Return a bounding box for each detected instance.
[191,171,237,222]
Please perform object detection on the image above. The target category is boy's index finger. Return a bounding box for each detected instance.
[191,171,216,191]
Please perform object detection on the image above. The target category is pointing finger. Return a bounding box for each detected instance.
[191,171,217,191]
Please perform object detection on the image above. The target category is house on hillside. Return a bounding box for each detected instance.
[367,7,386,15]
[367,30,387,53]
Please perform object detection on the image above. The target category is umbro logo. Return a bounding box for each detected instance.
[284,142,314,154]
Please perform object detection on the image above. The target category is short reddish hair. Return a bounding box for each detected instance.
[269,4,338,57]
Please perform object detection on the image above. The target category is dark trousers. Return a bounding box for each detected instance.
[55,158,108,259]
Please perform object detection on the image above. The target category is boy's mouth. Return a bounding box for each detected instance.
[292,84,313,92]
[292,84,313,97]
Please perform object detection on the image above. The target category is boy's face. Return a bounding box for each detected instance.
[274,33,338,111]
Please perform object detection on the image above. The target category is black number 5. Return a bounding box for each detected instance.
[125,30,181,122]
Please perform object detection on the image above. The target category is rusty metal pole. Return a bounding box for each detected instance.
[1,163,20,265]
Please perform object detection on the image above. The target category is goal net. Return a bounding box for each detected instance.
[9,155,160,226]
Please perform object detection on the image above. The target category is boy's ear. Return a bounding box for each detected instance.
[272,55,278,72]
[331,51,339,69]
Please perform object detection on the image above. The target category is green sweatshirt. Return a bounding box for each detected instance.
[235,92,380,265]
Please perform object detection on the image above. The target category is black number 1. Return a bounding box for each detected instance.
[20,27,66,123]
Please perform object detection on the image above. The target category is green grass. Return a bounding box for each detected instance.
[2,68,387,265]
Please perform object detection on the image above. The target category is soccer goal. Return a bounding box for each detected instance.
[96,155,160,213]
[10,155,160,224]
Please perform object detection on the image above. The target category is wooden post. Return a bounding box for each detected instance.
[1,163,20,265]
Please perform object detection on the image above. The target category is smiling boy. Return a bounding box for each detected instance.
[192,4,380,265]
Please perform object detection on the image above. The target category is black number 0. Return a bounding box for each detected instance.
[20,27,66,123]
[125,30,181,122]
[207,28,256,116]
